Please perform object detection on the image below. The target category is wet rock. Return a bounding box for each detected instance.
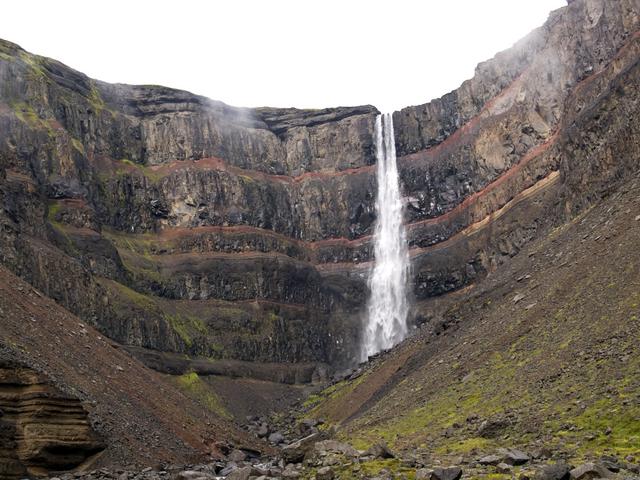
[430,467,463,480]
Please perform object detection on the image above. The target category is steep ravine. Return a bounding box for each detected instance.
[1,0,639,374]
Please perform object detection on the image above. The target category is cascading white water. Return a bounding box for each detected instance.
[361,113,410,361]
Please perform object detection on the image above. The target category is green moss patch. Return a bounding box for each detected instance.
[173,372,231,420]
[163,313,207,348]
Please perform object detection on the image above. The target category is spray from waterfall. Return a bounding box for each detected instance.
[361,113,410,361]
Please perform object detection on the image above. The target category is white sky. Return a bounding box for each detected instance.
[2,0,565,113]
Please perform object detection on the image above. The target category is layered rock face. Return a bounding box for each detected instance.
[0,0,639,368]
[0,362,104,479]
[0,46,377,367]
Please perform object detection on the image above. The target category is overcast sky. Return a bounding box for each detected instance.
[3,0,565,112]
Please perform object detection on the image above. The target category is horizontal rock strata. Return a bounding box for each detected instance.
[0,0,639,367]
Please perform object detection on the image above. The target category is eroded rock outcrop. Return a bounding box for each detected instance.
[0,362,103,479]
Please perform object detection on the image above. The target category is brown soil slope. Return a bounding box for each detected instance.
[0,267,268,476]
[305,170,640,464]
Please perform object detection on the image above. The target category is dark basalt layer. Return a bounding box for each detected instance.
[0,0,639,369]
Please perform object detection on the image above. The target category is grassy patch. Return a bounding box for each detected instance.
[47,201,62,223]
[11,101,52,134]
[174,372,231,419]
[113,158,164,183]
[435,437,493,455]
[111,281,157,310]
[117,248,164,283]
[87,82,105,113]
[343,355,513,451]
[18,51,46,79]
[46,201,81,254]
[71,137,85,154]
[302,373,370,425]
[164,313,207,348]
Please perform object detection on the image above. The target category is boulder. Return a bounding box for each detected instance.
[479,454,503,466]
[497,463,513,474]
[416,468,432,480]
[227,449,247,463]
[431,467,463,480]
[300,418,319,429]
[281,444,305,464]
[313,439,359,458]
[250,465,269,476]
[282,465,302,478]
[478,418,510,438]
[174,471,215,480]
[281,433,321,463]
[365,442,395,459]
[268,432,285,444]
[316,466,335,480]
[534,462,572,480]
[570,463,613,480]
[257,423,269,438]
[531,447,553,460]
[498,448,530,466]
[219,463,238,477]
[225,466,253,480]
[599,456,621,473]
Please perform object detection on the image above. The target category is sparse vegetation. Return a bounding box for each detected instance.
[173,372,231,419]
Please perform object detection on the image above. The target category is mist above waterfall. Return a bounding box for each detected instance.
[361,113,410,361]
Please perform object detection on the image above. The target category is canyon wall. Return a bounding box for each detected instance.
[0,0,639,369]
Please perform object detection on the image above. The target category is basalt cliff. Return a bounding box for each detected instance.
[1,0,640,476]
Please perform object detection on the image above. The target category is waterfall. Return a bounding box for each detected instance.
[361,113,410,361]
